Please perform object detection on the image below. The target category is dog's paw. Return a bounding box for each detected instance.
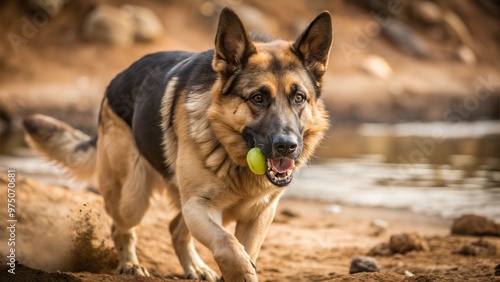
[186,265,220,281]
[215,248,258,282]
[220,271,258,282]
[116,263,150,277]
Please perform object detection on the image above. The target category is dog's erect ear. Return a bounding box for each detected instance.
[213,7,256,78]
[293,11,333,82]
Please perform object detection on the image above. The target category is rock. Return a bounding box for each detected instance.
[404,270,415,277]
[368,243,393,256]
[349,256,381,274]
[412,1,442,25]
[495,264,500,276]
[281,209,298,218]
[122,5,163,42]
[389,233,429,254]
[454,239,497,256]
[27,0,65,16]
[359,55,393,79]
[451,214,499,237]
[456,45,477,64]
[83,4,134,46]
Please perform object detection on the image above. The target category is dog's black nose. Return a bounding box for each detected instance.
[273,135,298,156]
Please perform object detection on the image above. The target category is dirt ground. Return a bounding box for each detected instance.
[0,175,498,282]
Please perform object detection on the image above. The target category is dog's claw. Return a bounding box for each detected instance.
[186,266,219,281]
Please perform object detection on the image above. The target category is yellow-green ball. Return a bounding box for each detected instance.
[246,147,266,175]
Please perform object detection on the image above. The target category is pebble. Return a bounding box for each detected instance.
[412,1,442,25]
[83,4,134,46]
[404,270,415,277]
[122,5,163,42]
[83,4,163,46]
[454,239,497,256]
[456,45,476,64]
[349,256,381,274]
[280,209,299,218]
[368,243,393,256]
[27,0,65,16]
[451,214,499,237]
[389,233,429,254]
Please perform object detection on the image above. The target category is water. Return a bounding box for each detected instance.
[287,158,500,220]
[1,154,498,221]
[288,121,500,220]
[1,121,499,220]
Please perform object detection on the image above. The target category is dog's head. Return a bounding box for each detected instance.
[209,8,332,187]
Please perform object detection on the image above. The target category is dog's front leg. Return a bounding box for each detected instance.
[182,197,258,282]
[235,202,278,263]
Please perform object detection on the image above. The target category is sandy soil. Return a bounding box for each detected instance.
[0,175,498,282]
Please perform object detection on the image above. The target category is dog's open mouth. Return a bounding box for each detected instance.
[266,158,295,187]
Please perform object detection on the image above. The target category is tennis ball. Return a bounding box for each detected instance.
[246,147,266,175]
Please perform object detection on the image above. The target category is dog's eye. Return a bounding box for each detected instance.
[251,93,263,104]
[294,93,306,104]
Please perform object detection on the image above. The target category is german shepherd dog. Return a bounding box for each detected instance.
[23,7,332,281]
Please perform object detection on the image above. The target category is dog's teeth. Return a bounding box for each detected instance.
[269,169,294,184]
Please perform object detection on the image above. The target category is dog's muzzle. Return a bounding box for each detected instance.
[243,128,301,187]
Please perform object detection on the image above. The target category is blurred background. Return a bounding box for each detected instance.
[0,0,499,219]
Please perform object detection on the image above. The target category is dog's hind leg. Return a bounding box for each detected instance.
[97,148,152,276]
[96,99,157,276]
[170,212,220,281]
[111,224,149,276]
[97,154,151,276]
[107,164,154,276]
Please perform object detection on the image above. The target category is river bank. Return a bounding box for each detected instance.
[0,176,498,281]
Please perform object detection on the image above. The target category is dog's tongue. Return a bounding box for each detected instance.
[270,158,295,173]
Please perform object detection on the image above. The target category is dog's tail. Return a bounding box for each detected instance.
[23,114,97,181]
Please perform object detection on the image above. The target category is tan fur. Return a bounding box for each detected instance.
[23,114,96,181]
[96,99,157,276]
[24,8,332,281]
[175,93,282,281]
